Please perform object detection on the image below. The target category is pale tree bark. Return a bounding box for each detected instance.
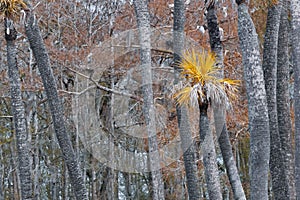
[5,18,33,200]
[236,1,270,200]
[0,148,3,200]
[262,1,290,199]
[199,102,222,200]
[133,0,165,199]
[290,1,300,198]
[277,1,296,198]
[107,68,118,200]
[173,0,201,199]
[205,2,246,199]
[23,10,88,200]
[10,139,21,200]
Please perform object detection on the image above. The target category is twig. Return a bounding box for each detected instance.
[58,85,97,96]
[232,127,248,145]
[0,116,13,118]
[111,44,173,55]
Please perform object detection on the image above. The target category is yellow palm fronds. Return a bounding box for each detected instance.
[175,84,204,107]
[0,0,27,18]
[174,49,240,109]
[180,49,218,86]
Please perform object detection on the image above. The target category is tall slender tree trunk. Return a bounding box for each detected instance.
[0,148,3,200]
[236,1,270,200]
[23,11,88,200]
[133,1,165,199]
[262,1,288,199]
[173,0,200,199]
[290,1,300,198]
[10,140,21,200]
[262,1,290,199]
[205,2,246,199]
[277,1,296,198]
[5,18,33,200]
[199,102,222,200]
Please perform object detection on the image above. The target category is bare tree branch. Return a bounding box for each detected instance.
[64,66,143,102]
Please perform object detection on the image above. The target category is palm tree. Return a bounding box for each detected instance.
[173,0,201,199]
[205,1,246,199]
[291,0,300,198]
[23,3,88,199]
[236,1,270,199]
[262,1,290,198]
[174,49,239,200]
[277,0,295,198]
[1,1,33,199]
[133,0,165,199]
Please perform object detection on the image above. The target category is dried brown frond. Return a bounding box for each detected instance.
[0,0,27,18]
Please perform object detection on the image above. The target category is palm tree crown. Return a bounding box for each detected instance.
[0,0,26,18]
[174,49,239,109]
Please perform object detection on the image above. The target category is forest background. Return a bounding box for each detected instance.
[0,0,298,199]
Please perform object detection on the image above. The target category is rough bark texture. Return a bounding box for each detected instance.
[173,0,200,199]
[24,12,88,200]
[291,1,300,198]
[206,3,246,199]
[218,126,247,200]
[5,18,33,200]
[277,1,296,199]
[236,2,270,200]
[133,1,165,199]
[262,1,290,199]
[206,1,224,71]
[199,105,222,200]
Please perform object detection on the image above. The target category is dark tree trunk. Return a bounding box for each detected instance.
[133,1,165,199]
[199,103,222,200]
[5,18,33,200]
[236,2,270,200]
[290,1,300,198]
[173,0,201,199]
[276,0,296,200]
[24,12,88,200]
[206,2,246,199]
[277,1,296,199]
[262,1,290,199]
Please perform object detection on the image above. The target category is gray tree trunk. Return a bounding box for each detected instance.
[5,18,33,200]
[173,0,201,199]
[290,1,300,198]
[199,103,222,200]
[133,1,165,199]
[277,1,296,199]
[262,1,290,199]
[24,11,88,200]
[236,1,270,200]
[205,2,246,199]
[0,148,3,200]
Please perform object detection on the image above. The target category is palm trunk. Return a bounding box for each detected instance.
[0,148,3,200]
[133,1,165,199]
[10,141,21,200]
[199,102,222,200]
[236,2,270,200]
[206,2,246,199]
[173,0,201,199]
[218,125,247,199]
[177,107,200,200]
[24,11,88,200]
[5,18,33,200]
[290,1,300,198]
[262,2,290,199]
[277,1,296,198]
